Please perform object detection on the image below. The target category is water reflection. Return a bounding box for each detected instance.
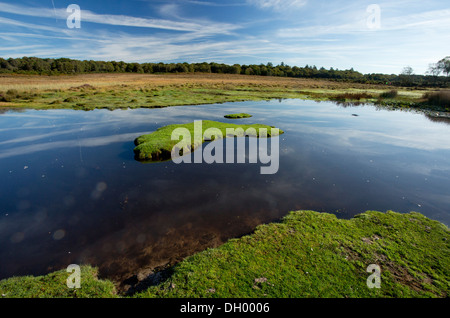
[0,100,449,290]
[425,114,450,125]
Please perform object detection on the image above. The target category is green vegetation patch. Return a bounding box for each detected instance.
[134,120,284,161]
[0,210,448,298]
[135,210,449,298]
[224,113,253,119]
[0,265,117,298]
[379,89,399,99]
[422,90,450,109]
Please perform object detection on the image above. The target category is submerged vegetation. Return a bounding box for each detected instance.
[1,210,448,298]
[134,120,283,161]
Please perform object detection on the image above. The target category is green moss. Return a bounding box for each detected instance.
[0,210,448,298]
[224,113,253,119]
[133,120,284,162]
[135,210,449,298]
[0,265,117,298]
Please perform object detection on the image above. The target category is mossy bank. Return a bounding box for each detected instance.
[1,210,448,298]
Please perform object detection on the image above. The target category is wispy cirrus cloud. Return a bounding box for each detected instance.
[0,1,239,34]
[277,8,450,38]
[247,0,308,11]
[182,0,246,7]
[0,1,244,62]
[0,0,449,75]
[0,16,66,33]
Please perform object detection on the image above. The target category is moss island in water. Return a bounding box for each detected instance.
[0,210,448,298]
[224,113,253,119]
[133,120,284,162]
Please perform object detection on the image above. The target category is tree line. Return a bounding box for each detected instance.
[1,56,448,87]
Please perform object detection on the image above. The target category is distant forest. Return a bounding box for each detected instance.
[1,56,448,87]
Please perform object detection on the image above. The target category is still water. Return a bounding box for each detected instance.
[0,100,449,284]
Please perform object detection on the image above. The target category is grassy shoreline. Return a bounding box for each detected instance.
[1,210,448,298]
[1,73,448,113]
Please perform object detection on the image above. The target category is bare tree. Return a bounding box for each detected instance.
[401,66,414,76]
[437,56,450,77]
[427,63,441,77]
[400,66,414,85]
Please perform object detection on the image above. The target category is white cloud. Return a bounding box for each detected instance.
[0,2,240,34]
[158,3,181,18]
[0,132,151,160]
[247,0,307,11]
[0,16,66,33]
[277,7,450,38]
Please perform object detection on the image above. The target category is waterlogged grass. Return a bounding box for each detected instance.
[134,120,284,162]
[0,73,447,112]
[0,75,309,110]
[224,113,253,119]
[135,210,449,298]
[0,265,117,298]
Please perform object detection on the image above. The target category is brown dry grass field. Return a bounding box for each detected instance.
[0,72,443,111]
[0,72,385,91]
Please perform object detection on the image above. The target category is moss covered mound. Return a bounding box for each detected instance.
[135,210,449,298]
[224,113,253,119]
[133,120,284,162]
[1,210,448,298]
[0,265,117,298]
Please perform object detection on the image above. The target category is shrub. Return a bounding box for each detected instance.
[423,91,450,106]
[6,89,19,97]
[379,90,398,99]
[0,93,12,102]
[3,89,34,101]
[64,97,77,103]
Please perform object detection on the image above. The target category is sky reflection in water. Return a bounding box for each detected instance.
[0,100,449,282]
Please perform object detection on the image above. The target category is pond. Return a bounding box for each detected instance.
[0,99,449,285]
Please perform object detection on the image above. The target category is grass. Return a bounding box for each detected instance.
[0,73,447,112]
[135,210,449,298]
[0,265,117,298]
[379,89,399,99]
[1,210,447,298]
[134,120,284,161]
[330,92,375,102]
[224,113,253,119]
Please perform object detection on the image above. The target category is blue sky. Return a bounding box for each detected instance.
[0,0,449,74]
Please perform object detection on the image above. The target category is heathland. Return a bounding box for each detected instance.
[0,72,449,298]
[0,73,449,114]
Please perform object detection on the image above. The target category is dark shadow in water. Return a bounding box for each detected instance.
[0,107,26,114]
[426,114,450,125]
[332,101,367,107]
[122,264,175,296]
